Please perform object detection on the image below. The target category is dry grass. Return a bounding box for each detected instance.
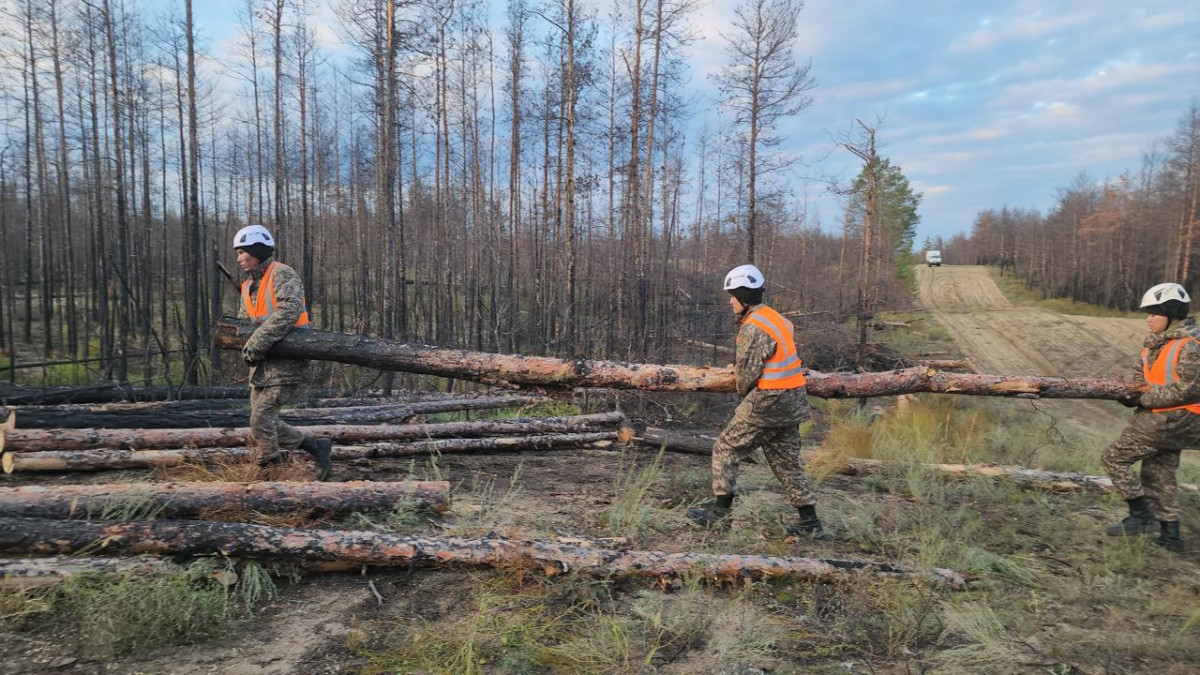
[154,453,320,483]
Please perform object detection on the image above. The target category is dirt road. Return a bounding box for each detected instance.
[917,265,1144,378]
[916,265,1148,443]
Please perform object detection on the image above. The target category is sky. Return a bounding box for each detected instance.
[176,0,1199,244]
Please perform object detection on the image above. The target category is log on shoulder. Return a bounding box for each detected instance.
[0,518,969,588]
[0,481,452,519]
[214,318,1144,401]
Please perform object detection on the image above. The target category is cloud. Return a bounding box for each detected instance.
[818,79,916,104]
[993,61,1177,109]
[309,2,350,55]
[949,9,1092,54]
[1138,11,1195,31]
[911,182,952,195]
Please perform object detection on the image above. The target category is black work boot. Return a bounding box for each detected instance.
[1105,496,1158,537]
[687,494,734,528]
[1154,520,1184,553]
[786,504,824,536]
[299,436,334,481]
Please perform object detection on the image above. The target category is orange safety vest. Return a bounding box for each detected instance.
[1142,337,1200,414]
[742,305,807,390]
[241,262,310,327]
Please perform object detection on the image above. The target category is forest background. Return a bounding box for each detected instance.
[0,0,1196,388]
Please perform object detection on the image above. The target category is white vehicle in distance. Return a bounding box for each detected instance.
[925,250,942,267]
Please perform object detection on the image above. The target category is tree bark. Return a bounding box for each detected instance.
[215,319,1145,401]
[0,481,450,519]
[0,518,968,588]
[9,395,541,429]
[1,412,624,452]
[0,384,258,405]
[828,457,1200,494]
[3,431,618,473]
[0,556,171,589]
[332,430,617,460]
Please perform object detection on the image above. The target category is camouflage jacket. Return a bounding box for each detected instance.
[239,258,311,388]
[732,303,811,428]
[1123,317,1200,449]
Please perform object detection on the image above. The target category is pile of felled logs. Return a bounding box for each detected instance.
[0,382,969,589]
[0,387,629,473]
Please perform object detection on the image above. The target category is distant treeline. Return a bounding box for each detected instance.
[943,104,1200,310]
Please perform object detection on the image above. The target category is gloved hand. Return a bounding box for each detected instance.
[242,345,265,365]
[1118,396,1140,408]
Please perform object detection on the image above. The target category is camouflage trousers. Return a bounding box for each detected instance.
[1102,427,1181,523]
[712,412,817,508]
[249,385,305,457]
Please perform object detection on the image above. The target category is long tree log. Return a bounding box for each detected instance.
[0,556,173,589]
[830,458,1200,494]
[0,481,451,519]
[0,412,625,452]
[0,384,359,406]
[638,428,1199,493]
[912,359,973,372]
[0,518,968,588]
[2,432,619,473]
[8,390,459,416]
[9,395,542,429]
[332,431,618,460]
[214,318,1144,401]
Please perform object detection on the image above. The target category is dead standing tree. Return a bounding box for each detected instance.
[713,0,814,263]
[837,120,880,405]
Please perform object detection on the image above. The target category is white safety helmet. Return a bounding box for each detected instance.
[232,224,276,250]
[723,264,765,291]
[1140,283,1190,309]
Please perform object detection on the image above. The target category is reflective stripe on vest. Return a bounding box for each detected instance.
[241,262,311,327]
[1141,337,1200,414]
[742,306,807,390]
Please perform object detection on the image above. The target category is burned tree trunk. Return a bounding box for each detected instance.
[3,447,256,473]
[3,432,619,473]
[0,556,171,589]
[214,318,1145,401]
[1,412,625,452]
[0,481,450,519]
[9,395,541,429]
[0,384,260,405]
[637,428,1199,494]
[333,431,618,460]
[0,518,968,587]
[829,458,1200,494]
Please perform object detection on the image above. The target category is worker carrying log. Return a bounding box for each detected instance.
[1102,282,1197,553]
[233,225,333,480]
[686,265,823,535]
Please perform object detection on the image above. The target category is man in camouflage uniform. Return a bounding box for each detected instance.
[1102,282,1196,552]
[234,225,333,480]
[687,264,822,535]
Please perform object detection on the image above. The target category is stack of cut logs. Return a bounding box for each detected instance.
[0,390,623,473]
[0,382,969,589]
[4,319,1162,592]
